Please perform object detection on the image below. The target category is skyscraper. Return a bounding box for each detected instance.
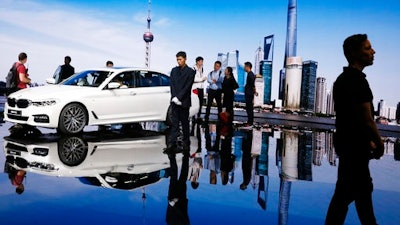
[326,88,335,115]
[254,46,263,75]
[300,60,317,112]
[280,0,298,103]
[315,77,327,114]
[260,35,274,105]
[377,99,385,117]
[261,60,272,105]
[396,102,400,122]
[284,56,302,110]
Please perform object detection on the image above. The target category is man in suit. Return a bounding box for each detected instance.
[164,51,195,155]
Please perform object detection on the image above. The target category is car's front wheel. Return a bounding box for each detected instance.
[58,103,88,134]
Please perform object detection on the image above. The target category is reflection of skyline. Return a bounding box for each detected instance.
[313,130,337,166]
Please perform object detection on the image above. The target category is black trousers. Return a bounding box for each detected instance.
[205,89,222,120]
[196,88,204,118]
[167,104,190,149]
[245,94,254,124]
[325,155,377,225]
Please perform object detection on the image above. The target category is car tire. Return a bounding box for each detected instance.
[58,103,88,134]
[58,136,88,167]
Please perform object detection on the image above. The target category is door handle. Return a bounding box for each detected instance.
[130,92,137,96]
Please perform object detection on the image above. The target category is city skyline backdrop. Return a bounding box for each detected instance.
[0,0,399,106]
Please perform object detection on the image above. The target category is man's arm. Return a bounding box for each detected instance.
[207,72,214,84]
[358,102,384,158]
[175,70,195,101]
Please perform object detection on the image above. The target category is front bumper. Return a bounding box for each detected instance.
[4,98,61,128]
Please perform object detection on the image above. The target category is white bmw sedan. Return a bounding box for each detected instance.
[4,67,199,134]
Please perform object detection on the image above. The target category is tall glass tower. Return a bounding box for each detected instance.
[260,35,274,105]
[300,60,317,112]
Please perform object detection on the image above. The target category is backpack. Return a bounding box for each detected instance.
[6,63,21,89]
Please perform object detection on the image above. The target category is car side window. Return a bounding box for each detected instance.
[160,74,170,86]
[135,71,169,87]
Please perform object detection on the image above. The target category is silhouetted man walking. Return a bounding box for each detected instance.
[325,34,384,225]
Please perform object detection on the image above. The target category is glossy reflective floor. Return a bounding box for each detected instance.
[1,121,399,225]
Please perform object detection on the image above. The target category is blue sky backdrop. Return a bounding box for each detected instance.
[0,0,399,105]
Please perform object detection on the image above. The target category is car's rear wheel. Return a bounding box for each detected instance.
[58,136,88,167]
[58,103,88,134]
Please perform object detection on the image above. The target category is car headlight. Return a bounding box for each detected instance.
[31,99,57,107]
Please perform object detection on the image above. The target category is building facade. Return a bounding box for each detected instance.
[284,56,302,110]
[300,60,317,112]
[315,77,327,114]
[261,60,273,105]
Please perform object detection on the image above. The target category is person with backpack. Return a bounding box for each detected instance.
[6,52,30,96]
[204,61,224,122]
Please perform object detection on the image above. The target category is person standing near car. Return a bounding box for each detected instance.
[164,51,195,155]
[57,56,75,83]
[325,34,384,225]
[106,60,114,67]
[11,52,31,95]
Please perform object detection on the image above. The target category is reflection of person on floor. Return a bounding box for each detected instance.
[8,168,26,195]
[220,124,235,185]
[240,130,253,190]
[204,123,221,184]
[166,153,190,225]
[188,152,202,189]
[325,34,384,225]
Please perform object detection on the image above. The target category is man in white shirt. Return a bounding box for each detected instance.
[204,61,224,121]
[192,56,206,118]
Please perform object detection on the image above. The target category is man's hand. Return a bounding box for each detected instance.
[370,140,384,159]
[171,96,182,106]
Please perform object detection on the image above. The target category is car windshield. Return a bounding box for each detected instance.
[62,70,113,87]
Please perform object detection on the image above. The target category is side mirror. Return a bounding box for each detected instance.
[107,82,121,89]
[46,78,56,84]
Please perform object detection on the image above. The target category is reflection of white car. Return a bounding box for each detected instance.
[4,67,199,134]
[4,130,182,190]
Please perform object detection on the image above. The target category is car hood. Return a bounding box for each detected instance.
[10,85,98,100]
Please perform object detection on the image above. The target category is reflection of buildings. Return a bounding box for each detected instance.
[250,129,270,210]
[313,131,325,166]
[395,139,400,161]
[280,129,299,181]
[313,130,337,166]
[298,131,312,181]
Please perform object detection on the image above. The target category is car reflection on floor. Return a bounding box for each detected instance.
[3,128,187,191]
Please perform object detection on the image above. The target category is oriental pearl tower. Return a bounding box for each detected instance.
[143,0,154,69]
